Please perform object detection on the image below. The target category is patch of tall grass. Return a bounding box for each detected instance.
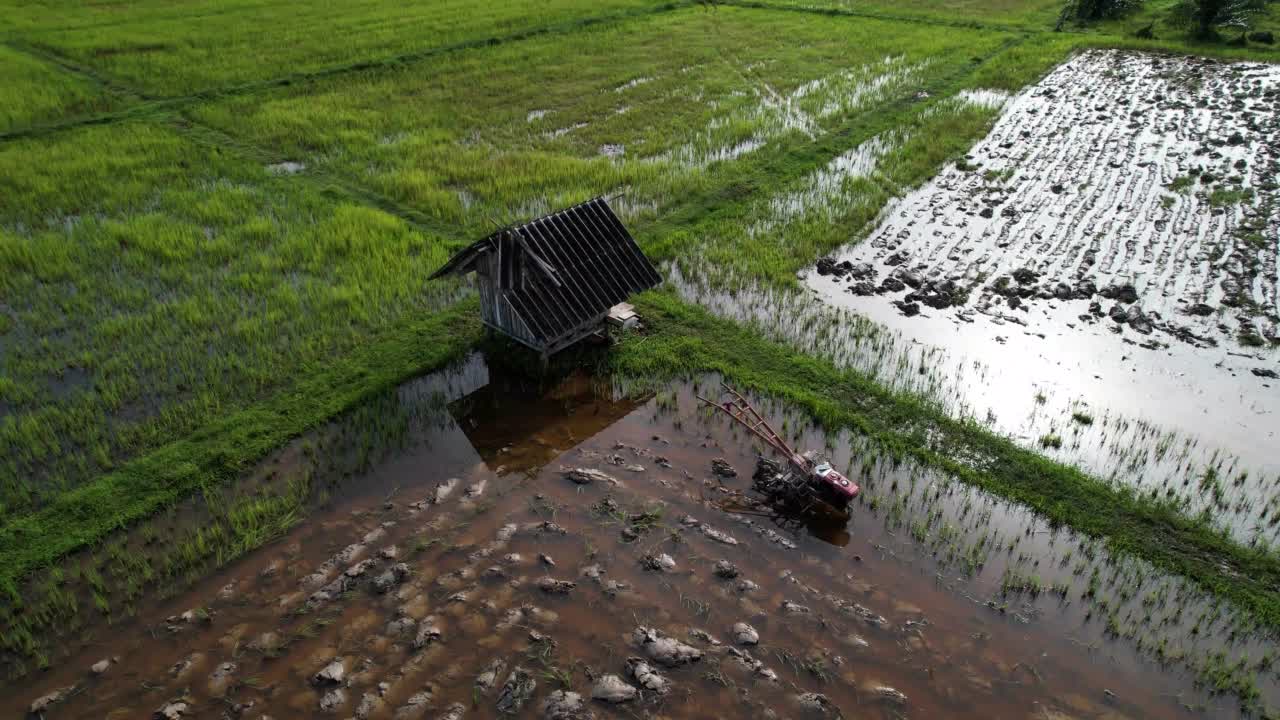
[0,121,464,517]
[192,7,1011,238]
[21,0,674,96]
[0,45,117,132]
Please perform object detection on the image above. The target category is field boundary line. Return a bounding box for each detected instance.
[170,117,473,248]
[2,38,140,98]
[0,1,697,142]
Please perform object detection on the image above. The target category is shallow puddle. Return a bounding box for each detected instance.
[10,356,1272,718]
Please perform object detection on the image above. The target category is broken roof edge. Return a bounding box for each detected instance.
[428,195,624,281]
[427,239,489,280]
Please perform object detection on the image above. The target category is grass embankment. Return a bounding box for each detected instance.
[614,291,1280,632]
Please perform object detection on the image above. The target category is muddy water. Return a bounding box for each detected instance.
[10,358,1262,719]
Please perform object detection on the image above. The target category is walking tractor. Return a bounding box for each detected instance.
[698,383,859,518]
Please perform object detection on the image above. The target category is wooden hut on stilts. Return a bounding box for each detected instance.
[429,197,661,362]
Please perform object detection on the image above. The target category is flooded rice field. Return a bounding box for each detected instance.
[805,50,1279,466]
[667,50,1280,543]
[10,355,1278,718]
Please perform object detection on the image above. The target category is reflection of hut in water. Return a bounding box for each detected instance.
[449,368,644,476]
[429,197,661,360]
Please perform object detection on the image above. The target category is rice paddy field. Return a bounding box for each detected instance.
[2,0,1280,717]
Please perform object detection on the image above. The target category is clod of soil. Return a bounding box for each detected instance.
[591,674,638,703]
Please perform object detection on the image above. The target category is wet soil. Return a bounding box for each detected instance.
[7,358,1266,719]
[805,50,1280,515]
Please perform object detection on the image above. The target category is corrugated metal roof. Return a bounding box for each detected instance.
[431,197,661,345]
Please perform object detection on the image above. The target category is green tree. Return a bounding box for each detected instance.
[1057,0,1143,29]
[1172,0,1270,38]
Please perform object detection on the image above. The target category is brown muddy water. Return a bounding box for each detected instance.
[9,354,1275,719]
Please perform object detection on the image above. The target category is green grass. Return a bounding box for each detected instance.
[0,344,463,675]
[13,0,673,96]
[2,0,1280,692]
[0,301,480,594]
[755,0,1065,28]
[661,94,1006,288]
[0,120,463,518]
[192,6,1012,237]
[1084,0,1280,59]
[0,44,118,132]
[610,290,1280,632]
[1209,187,1255,207]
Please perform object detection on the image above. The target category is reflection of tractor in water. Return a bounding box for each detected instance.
[699,383,858,521]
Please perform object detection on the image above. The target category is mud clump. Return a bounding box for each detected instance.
[1012,267,1039,285]
[414,616,442,649]
[903,279,962,310]
[867,684,908,705]
[542,690,594,719]
[633,627,704,667]
[714,559,740,578]
[591,674,638,703]
[796,692,841,717]
[893,300,921,317]
[373,563,411,593]
[475,658,507,694]
[563,468,616,485]
[879,276,906,293]
[1100,283,1139,304]
[626,657,671,694]
[319,688,347,713]
[312,658,346,686]
[154,700,191,719]
[815,257,844,276]
[537,577,577,594]
[732,622,760,645]
[711,457,737,477]
[816,257,877,280]
[29,687,73,715]
[496,666,537,714]
[782,600,811,614]
[641,553,676,572]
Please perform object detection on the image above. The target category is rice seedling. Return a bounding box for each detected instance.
[16,0,671,96]
[0,45,119,132]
